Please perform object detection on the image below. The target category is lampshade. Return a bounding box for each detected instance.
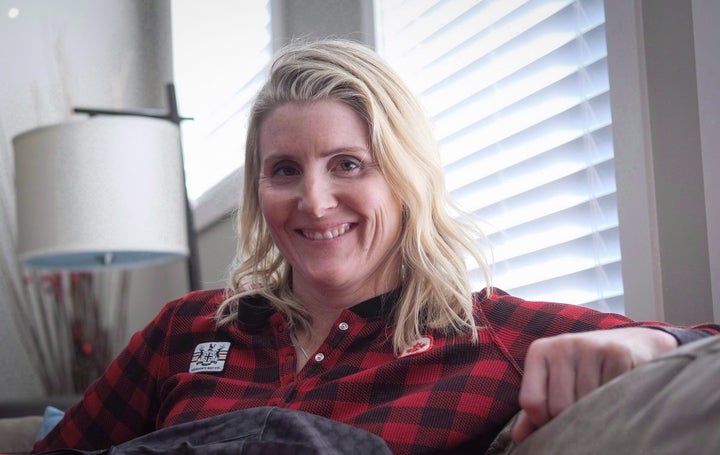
[13,116,189,270]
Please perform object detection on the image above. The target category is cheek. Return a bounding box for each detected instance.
[366,189,403,239]
[258,187,286,229]
[387,199,404,240]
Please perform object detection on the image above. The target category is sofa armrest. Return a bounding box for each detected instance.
[0,415,43,454]
[0,395,78,419]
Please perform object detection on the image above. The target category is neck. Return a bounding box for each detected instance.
[290,283,390,367]
[288,267,401,369]
[291,267,401,318]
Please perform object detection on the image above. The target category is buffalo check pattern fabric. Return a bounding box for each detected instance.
[34,289,720,454]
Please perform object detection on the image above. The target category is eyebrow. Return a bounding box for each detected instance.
[261,146,371,164]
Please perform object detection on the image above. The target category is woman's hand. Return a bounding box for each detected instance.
[511,327,678,443]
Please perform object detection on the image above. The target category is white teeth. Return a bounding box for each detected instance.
[302,224,350,240]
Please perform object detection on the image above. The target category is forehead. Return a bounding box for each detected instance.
[259,100,369,152]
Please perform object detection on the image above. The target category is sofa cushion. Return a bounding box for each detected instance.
[0,414,43,454]
[510,335,720,454]
[37,406,64,440]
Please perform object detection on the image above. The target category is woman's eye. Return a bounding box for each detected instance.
[271,163,300,177]
[336,159,361,173]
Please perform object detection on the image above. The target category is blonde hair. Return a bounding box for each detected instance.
[216,39,491,353]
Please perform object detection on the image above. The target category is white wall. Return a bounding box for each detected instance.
[270,0,374,49]
[0,0,174,400]
[606,0,719,324]
[692,0,720,323]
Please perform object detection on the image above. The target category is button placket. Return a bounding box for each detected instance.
[307,319,355,367]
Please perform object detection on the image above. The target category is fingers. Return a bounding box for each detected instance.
[545,344,579,418]
[512,328,678,443]
[516,336,582,443]
[599,343,635,384]
[513,344,600,444]
[516,340,550,428]
[511,410,538,443]
[575,344,602,399]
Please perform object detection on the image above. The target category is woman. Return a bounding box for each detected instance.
[33,39,719,454]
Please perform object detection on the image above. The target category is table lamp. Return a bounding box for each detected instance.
[13,115,189,271]
[12,99,196,394]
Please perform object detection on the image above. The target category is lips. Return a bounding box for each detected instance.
[298,223,353,240]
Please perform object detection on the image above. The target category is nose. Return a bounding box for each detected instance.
[297,171,337,218]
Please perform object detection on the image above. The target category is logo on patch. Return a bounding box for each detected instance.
[398,336,434,358]
[189,342,231,373]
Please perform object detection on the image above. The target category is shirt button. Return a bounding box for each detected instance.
[314,353,325,362]
[338,322,349,331]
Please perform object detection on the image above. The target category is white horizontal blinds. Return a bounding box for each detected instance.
[171,0,273,201]
[376,0,623,312]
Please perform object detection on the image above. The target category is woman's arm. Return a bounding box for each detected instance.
[512,326,678,442]
[31,298,180,452]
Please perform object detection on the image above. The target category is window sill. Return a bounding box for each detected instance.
[191,167,244,233]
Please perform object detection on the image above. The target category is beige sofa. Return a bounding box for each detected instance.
[0,415,43,454]
[0,396,77,455]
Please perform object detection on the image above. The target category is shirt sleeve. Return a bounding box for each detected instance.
[477,289,720,371]
[32,297,181,452]
[643,325,717,345]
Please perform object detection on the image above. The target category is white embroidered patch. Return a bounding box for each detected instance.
[398,336,434,358]
[189,342,231,373]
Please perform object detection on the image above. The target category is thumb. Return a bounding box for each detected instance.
[511,410,539,443]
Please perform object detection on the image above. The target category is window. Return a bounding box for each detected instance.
[375,0,623,312]
[171,0,273,202]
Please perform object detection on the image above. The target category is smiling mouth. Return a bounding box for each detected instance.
[299,223,353,240]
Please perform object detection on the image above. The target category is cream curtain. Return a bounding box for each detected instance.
[0,115,44,397]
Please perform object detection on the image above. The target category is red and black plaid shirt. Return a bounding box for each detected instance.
[33,288,719,454]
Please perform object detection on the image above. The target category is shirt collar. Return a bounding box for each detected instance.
[348,288,401,320]
[236,288,401,327]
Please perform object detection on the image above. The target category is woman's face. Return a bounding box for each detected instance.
[258,100,403,300]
